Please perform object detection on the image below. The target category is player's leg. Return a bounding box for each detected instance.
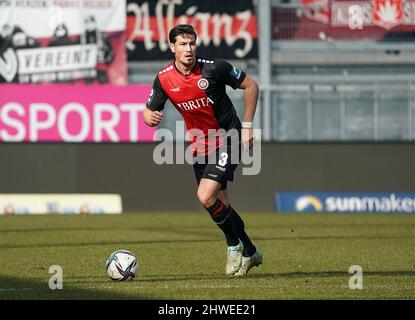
[197,178,243,276]
[218,189,262,276]
[197,178,239,247]
[218,189,257,257]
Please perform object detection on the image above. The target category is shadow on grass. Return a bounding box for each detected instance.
[0,239,221,249]
[254,235,415,241]
[0,275,154,300]
[249,270,415,279]
[0,225,216,234]
[1,233,414,250]
[4,223,414,234]
[69,270,415,284]
[148,270,415,283]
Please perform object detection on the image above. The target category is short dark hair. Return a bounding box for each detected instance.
[169,24,197,44]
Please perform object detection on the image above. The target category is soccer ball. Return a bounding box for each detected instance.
[105,249,139,281]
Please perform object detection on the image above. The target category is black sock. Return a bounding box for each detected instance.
[228,205,256,257]
[205,199,239,247]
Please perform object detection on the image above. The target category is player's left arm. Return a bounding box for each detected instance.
[214,60,259,150]
[239,75,259,150]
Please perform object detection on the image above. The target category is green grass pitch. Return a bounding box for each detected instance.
[0,212,414,299]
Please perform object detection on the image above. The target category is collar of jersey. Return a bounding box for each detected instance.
[173,59,200,77]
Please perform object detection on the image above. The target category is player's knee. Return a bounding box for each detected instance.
[197,190,216,208]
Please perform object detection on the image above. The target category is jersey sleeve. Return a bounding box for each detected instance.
[214,59,247,90]
[146,76,167,111]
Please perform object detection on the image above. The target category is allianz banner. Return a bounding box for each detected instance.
[126,0,258,60]
[275,192,415,213]
[0,0,127,84]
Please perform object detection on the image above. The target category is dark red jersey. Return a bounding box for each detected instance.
[146,58,246,155]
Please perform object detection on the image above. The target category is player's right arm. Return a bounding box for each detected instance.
[144,76,168,127]
[143,108,164,127]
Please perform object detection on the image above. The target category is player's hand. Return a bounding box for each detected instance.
[146,110,164,127]
[151,111,164,125]
[242,128,254,150]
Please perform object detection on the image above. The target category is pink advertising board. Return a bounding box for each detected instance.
[0,85,156,142]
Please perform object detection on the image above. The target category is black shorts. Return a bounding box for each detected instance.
[193,135,241,190]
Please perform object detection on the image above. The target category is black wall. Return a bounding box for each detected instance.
[1,143,414,211]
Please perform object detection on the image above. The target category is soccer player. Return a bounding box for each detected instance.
[144,24,262,276]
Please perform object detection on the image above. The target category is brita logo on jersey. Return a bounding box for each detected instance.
[177,97,214,111]
[275,192,415,213]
